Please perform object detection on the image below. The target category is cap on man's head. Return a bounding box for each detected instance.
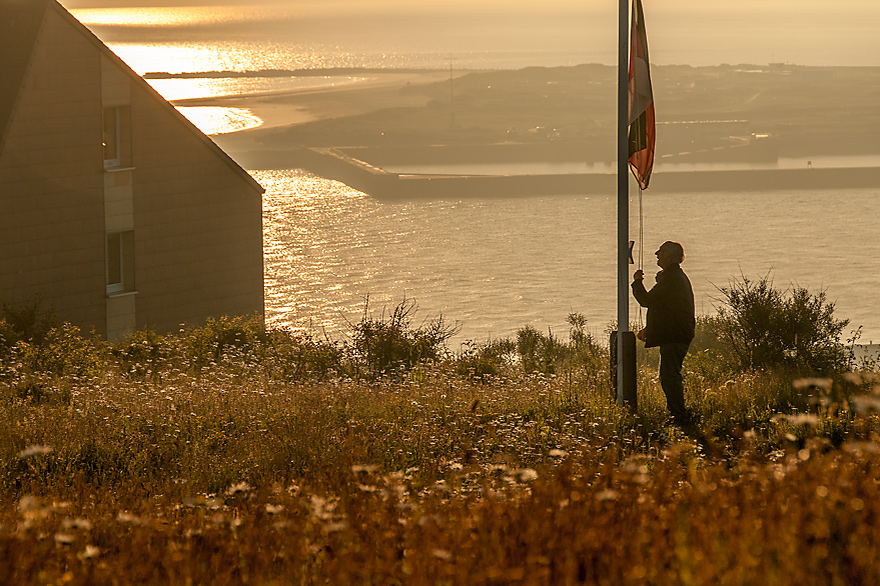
[661,241,685,263]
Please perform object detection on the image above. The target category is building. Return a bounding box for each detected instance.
[1,0,265,342]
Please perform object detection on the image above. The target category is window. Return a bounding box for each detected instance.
[106,231,135,295]
[103,107,120,168]
[103,106,131,169]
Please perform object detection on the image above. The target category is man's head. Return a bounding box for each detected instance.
[656,241,684,269]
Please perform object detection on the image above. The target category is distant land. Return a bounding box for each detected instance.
[203,63,880,196]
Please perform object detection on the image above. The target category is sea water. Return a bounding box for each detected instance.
[258,169,880,346]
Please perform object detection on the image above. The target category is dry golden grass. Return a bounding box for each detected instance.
[2,320,880,585]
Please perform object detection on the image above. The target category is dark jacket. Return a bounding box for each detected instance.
[631,264,695,348]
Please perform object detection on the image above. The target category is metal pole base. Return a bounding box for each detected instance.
[610,330,637,411]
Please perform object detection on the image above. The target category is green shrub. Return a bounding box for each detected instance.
[112,329,179,380]
[182,315,266,369]
[515,314,606,377]
[17,323,106,379]
[350,298,459,378]
[456,338,516,380]
[0,296,57,348]
[262,328,345,381]
[715,275,851,375]
[515,325,566,374]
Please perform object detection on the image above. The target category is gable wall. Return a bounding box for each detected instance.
[122,56,263,331]
[126,58,264,333]
[0,6,107,334]
[0,3,264,337]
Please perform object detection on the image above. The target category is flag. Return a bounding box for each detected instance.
[628,0,655,190]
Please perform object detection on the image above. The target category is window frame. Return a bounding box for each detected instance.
[105,231,135,296]
[103,107,122,169]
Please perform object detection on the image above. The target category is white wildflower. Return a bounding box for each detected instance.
[772,413,820,426]
[322,521,348,533]
[595,489,621,502]
[18,496,41,514]
[225,481,252,496]
[116,512,144,525]
[793,378,833,393]
[853,395,880,414]
[78,545,101,560]
[513,468,538,482]
[62,517,93,531]
[432,549,453,561]
[17,445,53,459]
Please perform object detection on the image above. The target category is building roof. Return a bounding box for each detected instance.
[0,0,264,194]
[0,0,51,145]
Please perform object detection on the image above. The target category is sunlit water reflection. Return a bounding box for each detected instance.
[257,170,880,347]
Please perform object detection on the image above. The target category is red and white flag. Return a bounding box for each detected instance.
[628,0,655,190]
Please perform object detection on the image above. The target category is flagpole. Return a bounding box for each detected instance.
[616,0,637,408]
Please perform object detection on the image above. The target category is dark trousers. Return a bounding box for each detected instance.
[659,342,690,422]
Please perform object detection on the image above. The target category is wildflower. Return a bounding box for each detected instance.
[17,445,53,459]
[62,517,93,531]
[226,481,252,496]
[844,441,880,454]
[322,521,348,533]
[351,464,379,474]
[18,496,41,514]
[78,545,101,560]
[773,413,820,426]
[852,395,880,414]
[512,468,538,482]
[793,378,833,393]
[595,489,620,502]
[116,512,145,525]
[265,504,284,515]
[548,449,568,458]
[432,549,453,561]
[54,533,76,545]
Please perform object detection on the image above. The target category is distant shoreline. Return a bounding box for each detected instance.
[227,146,880,199]
[194,64,880,194]
[145,67,447,79]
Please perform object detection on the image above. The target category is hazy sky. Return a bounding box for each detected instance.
[57,0,880,14]
[58,0,880,67]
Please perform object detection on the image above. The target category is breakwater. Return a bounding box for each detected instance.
[228,146,880,199]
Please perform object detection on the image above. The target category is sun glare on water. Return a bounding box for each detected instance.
[175,107,262,136]
[70,6,280,28]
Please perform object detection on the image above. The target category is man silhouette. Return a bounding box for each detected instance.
[632,241,695,426]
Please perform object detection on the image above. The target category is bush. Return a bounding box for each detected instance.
[262,328,345,381]
[350,298,459,378]
[456,338,516,380]
[516,325,565,374]
[715,275,851,375]
[0,296,57,349]
[182,315,266,370]
[17,323,106,379]
[111,329,179,380]
[515,313,606,377]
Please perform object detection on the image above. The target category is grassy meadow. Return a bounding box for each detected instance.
[2,295,880,585]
